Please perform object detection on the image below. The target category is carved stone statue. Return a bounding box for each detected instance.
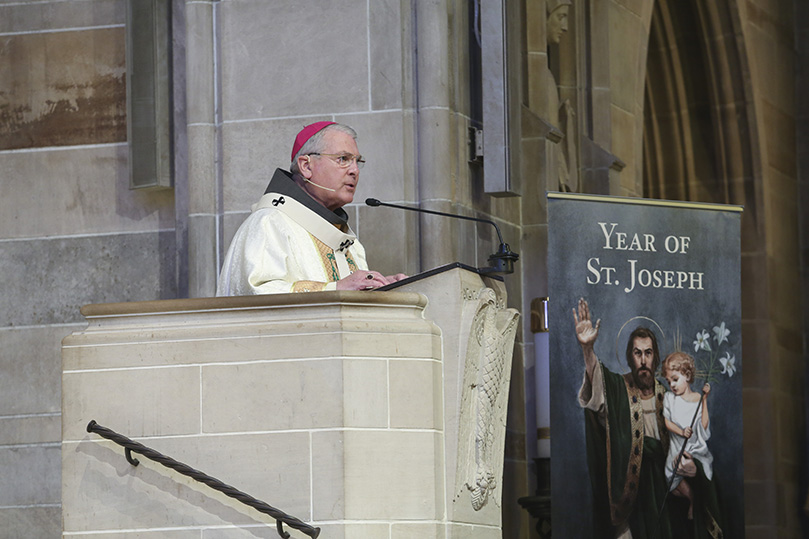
[546,0,579,192]
[456,287,520,511]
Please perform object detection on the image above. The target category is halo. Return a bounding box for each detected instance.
[614,316,667,366]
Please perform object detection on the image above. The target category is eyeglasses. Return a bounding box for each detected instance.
[308,152,365,169]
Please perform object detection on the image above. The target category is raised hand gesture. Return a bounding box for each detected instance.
[573,298,601,381]
[573,298,601,348]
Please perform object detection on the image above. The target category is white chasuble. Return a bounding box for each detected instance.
[216,192,367,296]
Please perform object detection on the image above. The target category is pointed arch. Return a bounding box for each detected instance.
[642,0,761,227]
[642,2,774,536]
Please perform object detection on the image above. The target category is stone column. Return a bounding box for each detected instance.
[185,0,222,297]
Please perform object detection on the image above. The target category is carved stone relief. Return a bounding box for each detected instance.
[455,286,520,511]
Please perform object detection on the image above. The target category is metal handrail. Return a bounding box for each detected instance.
[86,420,320,539]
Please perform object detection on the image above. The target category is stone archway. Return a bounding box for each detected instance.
[642,0,775,536]
[642,0,761,213]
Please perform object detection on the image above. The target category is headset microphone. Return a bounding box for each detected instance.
[304,178,336,192]
[302,155,337,192]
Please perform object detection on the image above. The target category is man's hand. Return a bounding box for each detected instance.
[336,270,401,291]
[573,298,601,383]
[385,273,409,284]
[573,298,600,348]
[676,451,697,477]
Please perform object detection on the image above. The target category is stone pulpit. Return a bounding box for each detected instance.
[61,265,519,538]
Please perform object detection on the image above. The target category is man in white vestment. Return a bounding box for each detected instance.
[217,121,406,295]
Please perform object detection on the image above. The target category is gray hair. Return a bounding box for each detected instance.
[290,123,358,174]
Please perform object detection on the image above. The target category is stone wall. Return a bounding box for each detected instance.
[0,1,176,536]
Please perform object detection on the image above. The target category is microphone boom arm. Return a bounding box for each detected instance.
[365,198,519,275]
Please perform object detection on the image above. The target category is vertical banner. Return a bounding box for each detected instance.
[547,193,744,538]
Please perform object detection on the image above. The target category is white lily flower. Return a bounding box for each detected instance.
[713,322,730,345]
[720,352,736,377]
[694,330,711,352]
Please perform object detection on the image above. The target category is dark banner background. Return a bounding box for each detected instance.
[548,194,744,537]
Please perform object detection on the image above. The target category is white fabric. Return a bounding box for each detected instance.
[578,359,607,421]
[217,192,367,296]
[663,392,713,490]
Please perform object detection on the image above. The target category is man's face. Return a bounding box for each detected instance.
[547,6,569,45]
[300,130,360,210]
[631,336,655,389]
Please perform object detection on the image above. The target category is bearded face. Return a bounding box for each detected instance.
[630,336,656,390]
[633,363,655,390]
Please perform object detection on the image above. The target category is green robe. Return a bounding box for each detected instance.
[584,363,672,538]
[686,459,724,538]
[583,363,724,538]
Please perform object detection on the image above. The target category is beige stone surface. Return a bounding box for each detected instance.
[185,1,215,126]
[200,522,394,539]
[63,433,311,532]
[62,366,201,441]
[0,326,67,415]
[356,204,420,277]
[188,214,219,298]
[451,112,474,205]
[219,0,369,120]
[0,442,60,506]
[1,231,178,326]
[442,523,501,538]
[68,532,200,539]
[187,124,218,215]
[608,3,644,115]
[202,358,386,432]
[221,117,320,212]
[369,0,404,111]
[0,506,61,539]
[416,108,454,201]
[0,0,123,34]
[63,323,405,369]
[417,199,479,269]
[341,430,444,520]
[389,359,443,429]
[611,104,637,192]
[413,0,450,110]
[62,309,440,371]
[342,358,390,427]
[0,146,174,238]
[340,111,408,204]
[310,429,346,521]
[0,414,60,445]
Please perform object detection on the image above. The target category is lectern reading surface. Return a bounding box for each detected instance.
[376,262,503,292]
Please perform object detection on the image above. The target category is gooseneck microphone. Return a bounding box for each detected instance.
[365,198,519,275]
